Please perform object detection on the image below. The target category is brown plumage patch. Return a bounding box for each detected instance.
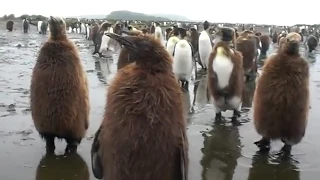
[259,35,271,55]
[90,23,100,43]
[253,41,309,144]
[208,41,244,100]
[100,22,111,32]
[165,27,173,40]
[30,31,90,141]
[95,34,188,180]
[123,30,143,36]
[190,28,199,53]
[142,28,149,34]
[278,37,286,47]
[113,23,122,35]
[236,36,256,74]
[6,20,14,31]
[306,35,318,53]
[150,25,155,34]
[239,30,254,38]
[117,47,134,70]
[272,31,278,43]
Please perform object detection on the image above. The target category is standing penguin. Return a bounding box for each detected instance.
[85,23,91,40]
[198,21,212,70]
[6,20,14,32]
[91,33,188,180]
[40,21,48,34]
[272,31,278,43]
[30,16,90,153]
[22,18,29,33]
[172,26,194,91]
[208,27,244,123]
[154,22,166,46]
[91,22,101,55]
[166,26,180,56]
[306,35,318,53]
[259,35,271,59]
[253,32,309,153]
[97,22,113,56]
[37,21,48,34]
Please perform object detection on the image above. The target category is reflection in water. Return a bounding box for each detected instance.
[94,58,110,85]
[35,153,89,180]
[200,123,241,180]
[193,73,210,109]
[182,88,192,122]
[242,80,256,110]
[247,152,300,180]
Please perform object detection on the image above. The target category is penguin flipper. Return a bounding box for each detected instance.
[172,42,178,56]
[189,42,195,57]
[91,127,103,179]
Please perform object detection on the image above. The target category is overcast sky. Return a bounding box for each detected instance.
[1,0,318,26]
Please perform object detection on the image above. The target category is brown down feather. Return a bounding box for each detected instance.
[30,29,90,140]
[253,41,309,144]
[98,34,188,180]
[207,41,244,101]
[259,35,271,55]
[236,36,256,74]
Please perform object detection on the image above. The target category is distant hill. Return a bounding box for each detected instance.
[151,14,190,21]
[106,10,171,21]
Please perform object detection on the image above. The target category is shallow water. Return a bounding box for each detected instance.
[0,24,320,180]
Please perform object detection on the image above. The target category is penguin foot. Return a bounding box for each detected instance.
[182,81,189,91]
[98,53,105,58]
[44,135,55,154]
[215,112,222,121]
[231,109,241,125]
[254,137,270,152]
[280,144,292,154]
[65,138,80,153]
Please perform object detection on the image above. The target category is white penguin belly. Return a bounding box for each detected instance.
[86,27,90,39]
[212,55,241,112]
[173,40,193,81]
[213,55,234,89]
[81,23,86,34]
[37,21,42,33]
[199,31,212,68]
[166,37,179,56]
[99,33,110,53]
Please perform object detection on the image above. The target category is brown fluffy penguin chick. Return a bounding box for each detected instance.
[91,33,188,180]
[253,32,309,154]
[208,41,244,124]
[30,16,90,153]
[236,36,257,81]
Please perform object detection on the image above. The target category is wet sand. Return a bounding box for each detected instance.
[1,21,320,180]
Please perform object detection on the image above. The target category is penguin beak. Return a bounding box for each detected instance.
[105,33,137,50]
[49,16,57,23]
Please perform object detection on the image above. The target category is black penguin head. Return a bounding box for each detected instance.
[105,33,171,71]
[203,21,210,30]
[48,16,66,38]
[220,27,235,42]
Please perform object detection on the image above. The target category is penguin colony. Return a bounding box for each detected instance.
[2,14,310,178]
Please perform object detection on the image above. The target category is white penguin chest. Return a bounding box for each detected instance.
[212,57,234,89]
